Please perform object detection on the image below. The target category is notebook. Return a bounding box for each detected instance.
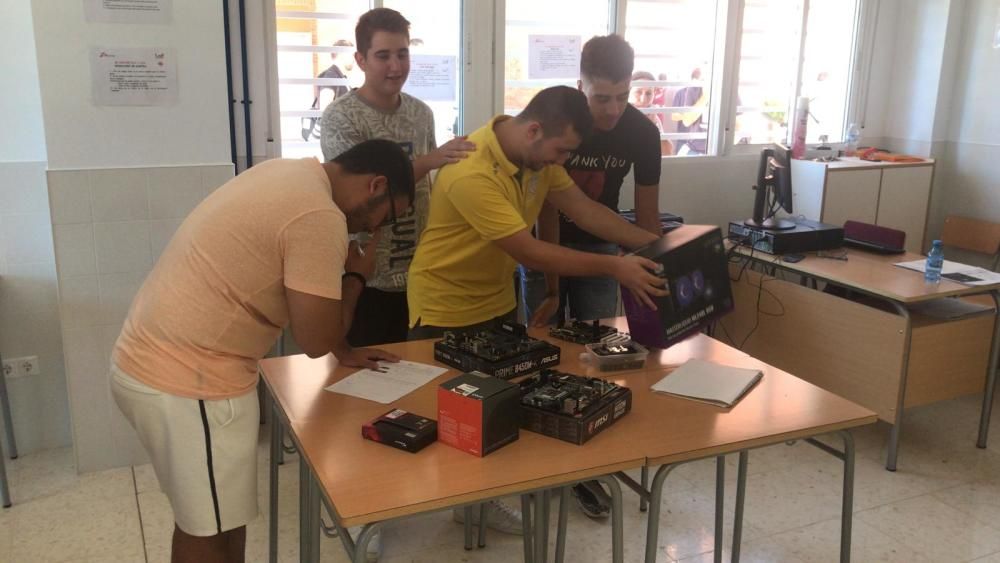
[651,359,763,408]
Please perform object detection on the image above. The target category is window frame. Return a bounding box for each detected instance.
[262,0,875,160]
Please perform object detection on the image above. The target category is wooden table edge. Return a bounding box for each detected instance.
[645,414,877,468]
[332,457,647,527]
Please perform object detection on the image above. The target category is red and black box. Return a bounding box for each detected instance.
[361,409,437,453]
[437,372,520,457]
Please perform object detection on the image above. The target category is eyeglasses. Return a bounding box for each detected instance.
[376,182,409,229]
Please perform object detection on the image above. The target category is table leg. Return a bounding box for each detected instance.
[269,400,280,563]
[352,524,380,563]
[886,302,912,471]
[299,458,320,562]
[714,456,725,563]
[0,439,10,508]
[478,502,487,548]
[639,466,649,512]
[732,451,748,563]
[645,464,680,563]
[534,491,549,563]
[594,475,624,563]
[464,506,475,550]
[555,487,569,563]
[838,430,856,563]
[0,356,17,459]
[977,291,1000,448]
[522,494,534,563]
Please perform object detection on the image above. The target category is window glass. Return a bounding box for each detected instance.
[625,0,719,156]
[733,0,859,146]
[275,0,372,158]
[504,0,612,115]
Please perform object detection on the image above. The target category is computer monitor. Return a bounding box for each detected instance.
[744,143,795,230]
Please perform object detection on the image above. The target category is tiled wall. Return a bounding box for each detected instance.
[0,161,71,454]
[49,163,234,472]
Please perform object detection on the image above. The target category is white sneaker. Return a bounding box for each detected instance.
[453,499,523,535]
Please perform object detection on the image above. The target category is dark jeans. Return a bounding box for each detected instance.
[520,242,620,324]
[346,287,409,347]
[407,308,518,341]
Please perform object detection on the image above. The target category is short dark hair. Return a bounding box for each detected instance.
[516,86,593,139]
[333,139,415,206]
[355,8,410,56]
[580,35,635,83]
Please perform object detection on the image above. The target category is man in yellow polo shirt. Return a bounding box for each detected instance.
[407,85,666,534]
[408,85,667,338]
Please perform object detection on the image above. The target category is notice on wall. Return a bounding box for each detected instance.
[528,35,581,79]
[402,55,457,101]
[84,0,172,24]
[91,47,178,106]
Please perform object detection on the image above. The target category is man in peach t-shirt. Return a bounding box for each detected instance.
[111,139,414,563]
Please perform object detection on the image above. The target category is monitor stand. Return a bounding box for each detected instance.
[744,217,796,230]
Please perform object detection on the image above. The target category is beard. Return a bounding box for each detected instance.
[345,193,390,233]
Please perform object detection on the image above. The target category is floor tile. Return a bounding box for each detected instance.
[932,479,1000,524]
[857,494,1000,562]
[8,492,144,561]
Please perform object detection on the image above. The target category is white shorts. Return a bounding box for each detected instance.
[110,363,260,536]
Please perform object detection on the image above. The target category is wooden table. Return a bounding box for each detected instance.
[260,323,875,563]
[726,244,1000,470]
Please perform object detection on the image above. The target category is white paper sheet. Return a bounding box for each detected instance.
[402,55,456,101]
[91,47,178,106]
[895,260,1000,286]
[325,360,448,404]
[84,0,172,24]
[528,35,580,79]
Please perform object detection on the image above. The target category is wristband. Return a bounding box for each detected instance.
[342,271,367,286]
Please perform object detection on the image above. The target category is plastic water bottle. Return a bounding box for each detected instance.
[845,122,861,156]
[925,239,944,283]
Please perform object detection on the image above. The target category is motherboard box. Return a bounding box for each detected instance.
[621,225,734,349]
[519,370,632,445]
[434,321,561,380]
[438,372,520,457]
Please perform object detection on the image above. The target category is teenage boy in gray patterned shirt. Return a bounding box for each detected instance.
[321,7,474,347]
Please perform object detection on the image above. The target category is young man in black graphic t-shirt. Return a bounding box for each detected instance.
[521,35,662,327]
[519,34,663,524]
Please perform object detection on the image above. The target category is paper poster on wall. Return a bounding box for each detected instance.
[91,47,178,106]
[402,55,456,101]
[528,35,581,79]
[84,0,172,24]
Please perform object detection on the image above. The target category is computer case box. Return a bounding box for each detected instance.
[621,225,734,349]
[438,372,520,457]
[519,372,633,445]
[361,409,438,453]
[433,322,561,380]
[727,219,844,255]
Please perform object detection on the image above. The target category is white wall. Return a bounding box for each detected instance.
[0,1,72,456]
[0,0,47,163]
[31,1,232,170]
[928,0,1000,260]
[29,0,235,471]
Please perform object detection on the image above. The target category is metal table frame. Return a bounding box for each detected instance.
[266,391,628,563]
[0,349,18,508]
[636,430,856,563]
[740,254,1000,471]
